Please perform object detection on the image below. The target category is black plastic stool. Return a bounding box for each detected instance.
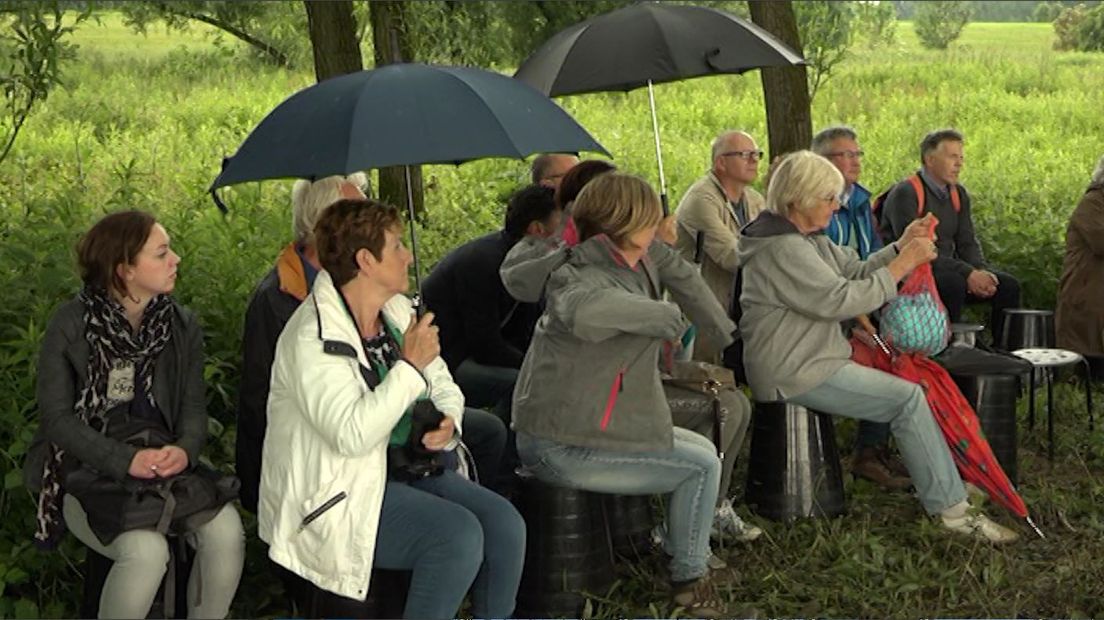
[1000,309,1055,351]
[514,473,615,618]
[745,402,846,520]
[951,372,1020,484]
[81,540,192,619]
[601,494,655,560]
[278,560,410,619]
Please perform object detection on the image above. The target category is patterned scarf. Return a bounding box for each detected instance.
[33,287,174,548]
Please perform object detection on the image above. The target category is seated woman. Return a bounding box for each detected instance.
[25,210,244,618]
[738,151,1017,543]
[1056,153,1104,362]
[512,172,736,618]
[258,198,525,620]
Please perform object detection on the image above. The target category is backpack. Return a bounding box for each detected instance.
[871,174,961,244]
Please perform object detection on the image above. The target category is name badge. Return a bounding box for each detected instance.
[107,361,135,403]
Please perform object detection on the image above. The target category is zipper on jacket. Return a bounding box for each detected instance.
[297,491,347,533]
[600,369,625,431]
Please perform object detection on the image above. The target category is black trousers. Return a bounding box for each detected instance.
[933,264,1021,343]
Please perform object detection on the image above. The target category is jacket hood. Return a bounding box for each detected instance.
[737,210,805,264]
[275,243,310,302]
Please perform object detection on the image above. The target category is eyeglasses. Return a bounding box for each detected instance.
[720,150,764,162]
[826,150,864,160]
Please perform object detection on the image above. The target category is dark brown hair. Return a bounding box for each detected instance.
[555,160,617,210]
[315,198,403,287]
[77,210,157,294]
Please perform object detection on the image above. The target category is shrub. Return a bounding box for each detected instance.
[1074,3,1104,50]
[1054,3,1090,50]
[855,0,899,48]
[913,0,972,50]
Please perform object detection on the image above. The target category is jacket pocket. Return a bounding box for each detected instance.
[294,483,350,576]
[600,369,625,431]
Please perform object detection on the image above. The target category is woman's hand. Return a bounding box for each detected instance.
[900,213,937,247]
[130,445,189,478]
[887,238,937,282]
[402,311,441,371]
[150,445,189,478]
[421,416,455,451]
[128,449,162,479]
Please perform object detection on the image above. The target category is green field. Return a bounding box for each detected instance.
[1,14,1103,619]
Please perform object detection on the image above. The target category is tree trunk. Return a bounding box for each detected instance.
[369,1,425,220]
[304,1,362,81]
[748,1,812,163]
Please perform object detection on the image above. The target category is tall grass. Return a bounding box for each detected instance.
[0,14,1102,618]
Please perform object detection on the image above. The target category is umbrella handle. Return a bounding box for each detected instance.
[1025,515,1046,539]
[647,79,668,213]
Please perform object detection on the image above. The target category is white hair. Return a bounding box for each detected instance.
[291,172,369,246]
[766,151,844,217]
[710,130,753,163]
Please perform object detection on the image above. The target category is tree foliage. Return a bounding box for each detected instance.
[854,1,898,48]
[793,1,854,99]
[116,1,306,67]
[1072,2,1104,49]
[0,1,91,166]
[914,1,973,49]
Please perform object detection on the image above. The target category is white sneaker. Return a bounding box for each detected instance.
[941,511,1019,544]
[652,523,728,569]
[712,498,763,542]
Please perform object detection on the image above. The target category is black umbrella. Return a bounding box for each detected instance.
[514,2,804,212]
[210,63,610,301]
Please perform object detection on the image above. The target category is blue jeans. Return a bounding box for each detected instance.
[516,428,720,582]
[788,362,966,514]
[374,469,526,619]
[456,407,507,486]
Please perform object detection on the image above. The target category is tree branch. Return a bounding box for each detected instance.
[158,4,290,67]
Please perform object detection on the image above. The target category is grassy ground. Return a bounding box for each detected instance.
[3,14,1104,619]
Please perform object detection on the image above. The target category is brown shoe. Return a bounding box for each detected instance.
[877,447,911,478]
[851,447,911,490]
[672,575,729,619]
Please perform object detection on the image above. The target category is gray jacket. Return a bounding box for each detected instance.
[507,235,735,452]
[738,212,898,401]
[24,297,208,491]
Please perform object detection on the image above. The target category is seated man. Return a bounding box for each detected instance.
[237,174,506,514]
[813,125,909,491]
[422,185,559,422]
[880,129,1021,342]
[675,130,765,365]
[530,152,579,190]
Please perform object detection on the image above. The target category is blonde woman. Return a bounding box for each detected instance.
[512,173,736,618]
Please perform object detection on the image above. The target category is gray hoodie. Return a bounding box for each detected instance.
[738,211,899,401]
[505,235,735,452]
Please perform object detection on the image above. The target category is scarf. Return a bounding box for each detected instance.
[33,287,174,548]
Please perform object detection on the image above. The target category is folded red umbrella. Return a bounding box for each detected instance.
[850,326,1044,538]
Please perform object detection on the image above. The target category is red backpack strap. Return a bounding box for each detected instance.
[907,175,925,216]
[950,185,961,212]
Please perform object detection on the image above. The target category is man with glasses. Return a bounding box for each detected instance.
[530,153,579,190]
[675,130,765,364]
[813,126,910,491]
[880,129,1021,343]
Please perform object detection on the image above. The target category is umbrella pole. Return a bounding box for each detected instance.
[647,79,669,215]
[403,165,424,315]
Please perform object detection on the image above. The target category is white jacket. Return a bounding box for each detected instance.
[258,270,464,600]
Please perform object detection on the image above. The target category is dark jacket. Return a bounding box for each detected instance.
[422,230,542,371]
[24,297,207,492]
[881,171,985,278]
[237,243,310,514]
[1056,185,1104,355]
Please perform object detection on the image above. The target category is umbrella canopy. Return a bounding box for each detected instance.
[851,334,1045,538]
[211,63,610,191]
[513,2,803,211]
[514,2,805,97]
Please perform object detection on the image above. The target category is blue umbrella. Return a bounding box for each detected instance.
[210,62,610,300]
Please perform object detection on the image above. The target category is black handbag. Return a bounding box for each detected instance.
[387,400,446,482]
[65,408,239,546]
